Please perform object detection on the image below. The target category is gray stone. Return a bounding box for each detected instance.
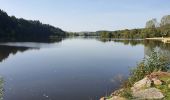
[131,77,151,92]
[133,88,164,99]
[106,96,126,100]
[152,78,162,86]
[100,97,105,100]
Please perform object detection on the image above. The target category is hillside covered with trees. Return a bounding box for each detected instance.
[0,9,66,41]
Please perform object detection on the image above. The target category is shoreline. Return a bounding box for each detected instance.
[145,37,170,43]
[100,71,170,100]
[100,51,170,100]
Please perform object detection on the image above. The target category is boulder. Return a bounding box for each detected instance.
[131,77,151,92]
[100,97,105,100]
[150,71,170,78]
[111,89,124,96]
[106,96,126,100]
[133,88,164,99]
[152,78,162,86]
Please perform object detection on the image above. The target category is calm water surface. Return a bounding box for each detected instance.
[0,37,168,100]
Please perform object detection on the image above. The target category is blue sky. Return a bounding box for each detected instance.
[0,0,170,32]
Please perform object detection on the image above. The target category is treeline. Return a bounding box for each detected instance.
[0,9,66,41]
[68,32,99,36]
[99,15,170,39]
[69,15,170,39]
[99,25,169,39]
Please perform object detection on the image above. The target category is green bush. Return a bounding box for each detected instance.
[126,50,170,87]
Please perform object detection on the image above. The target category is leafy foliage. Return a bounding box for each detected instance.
[119,88,133,99]
[146,18,159,28]
[98,15,170,39]
[125,50,170,87]
[0,9,66,41]
[161,15,170,26]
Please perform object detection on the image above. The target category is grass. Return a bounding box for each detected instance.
[119,88,133,99]
[0,77,3,100]
[160,76,170,83]
[156,85,170,99]
[157,75,170,99]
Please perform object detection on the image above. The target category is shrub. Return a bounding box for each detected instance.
[126,50,170,87]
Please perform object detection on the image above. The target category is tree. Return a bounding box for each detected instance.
[145,18,159,28]
[0,9,66,41]
[160,15,170,26]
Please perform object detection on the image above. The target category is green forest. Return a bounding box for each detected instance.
[98,15,170,39]
[0,9,66,41]
[0,9,170,41]
[70,15,170,39]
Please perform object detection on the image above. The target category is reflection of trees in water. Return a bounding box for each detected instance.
[97,38,144,46]
[113,40,144,46]
[144,40,170,51]
[0,46,30,62]
[144,40,170,59]
[97,38,170,59]
[0,77,3,100]
[0,38,64,62]
[48,37,64,43]
[97,38,112,43]
[0,37,64,43]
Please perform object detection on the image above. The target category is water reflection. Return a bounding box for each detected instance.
[144,40,170,59]
[0,46,30,62]
[0,37,64,43]
[97,38,144,46]
[0,37,169,100]
[97,38,170,58]
[0,38,64,62]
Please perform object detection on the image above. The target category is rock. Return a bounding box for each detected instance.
[106,96,126,100]
[150,71,170,78]
[111,89,124,96]
[152,78,162,86]
[131,77,151,92]
[100,97,105,100]
[133,88,164,99]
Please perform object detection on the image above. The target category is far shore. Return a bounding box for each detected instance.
[145,37,170,40]
[145,37,170,43]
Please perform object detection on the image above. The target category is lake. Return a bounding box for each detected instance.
[0,37,169,100]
